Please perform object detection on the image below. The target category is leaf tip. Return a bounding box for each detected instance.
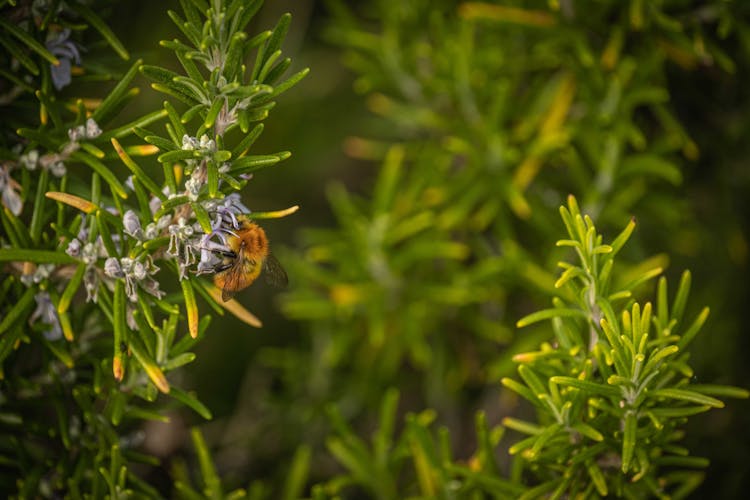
[113,356,124,381]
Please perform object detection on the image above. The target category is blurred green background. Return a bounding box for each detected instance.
[96,0,750,497]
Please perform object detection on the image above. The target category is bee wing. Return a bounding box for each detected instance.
[220,257,246,302]
[221,286,236,302]
[263,254,288,288]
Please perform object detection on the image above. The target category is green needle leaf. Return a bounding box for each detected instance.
[586,460,608,496]
[180,279,199,339]
[0,34,39,74]
[0,18,59,65]
[28,168,49,244]
[57,264,86,314]
[621,411,637,472]
[71,1,129,60]
[46,192,99,214]
[550,376,621,398]
[204,97,224,129]
[129,339,170,394]
[111,138,166,200]
[649,388,724,408]
[677,306,709,350]
[70,151,128,199]
[0,249,76,264]
[516,308,586,328]
[93,59,143,123]
[113,280,126,382]
[230,153,286,174]
[169,387,212,420]
[688,384,750,399]
[0,287,36,336]
[191,428,222,497]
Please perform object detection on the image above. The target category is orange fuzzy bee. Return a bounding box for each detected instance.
[213,219,288,301]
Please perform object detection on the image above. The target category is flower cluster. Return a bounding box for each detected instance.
[167,217,200,279]
[122,210,171,242]
[104,256,164,302]
[19,150,66,177]
[65,216,111,303]
[67,118,102,143]
[20,263,56,287]
[112,165,250,299]
[1,118,104,217]
[181,134,216,154]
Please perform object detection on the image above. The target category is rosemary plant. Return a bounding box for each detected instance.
[0,0,305,495]
[313,196,748,499]
[276,0,750,498]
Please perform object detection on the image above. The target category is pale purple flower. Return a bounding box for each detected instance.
[85,118,102,138]
[195,209,239,275]
[66,238,82,257]
[20,263,55,287]
[46,29,81,91]
[167,217,194,254]
[82,241,104,265]
[64,217,103,302]
[19,150,40,171]
[149,196,162,215]
[203,193,249,230]
[180,134,215,152]
[196,233,229,275]
[104,257,122,277]
[123,210,144,240]
[20,149,66,177]
[84,267,99,303]
[81,243,104,302]
[144,215,171,240]
[139,276,165,302]
[68,118,101,142]
[0,165,22,215]
[68,126,84,142]
[181,134,200,151]
[30,292,63,340]
[168,217,199,279]
[126,303,138,330]
[185,174,202,201]
[198,134,215,151]
[48,160,66,177]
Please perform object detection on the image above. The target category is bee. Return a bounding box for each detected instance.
[213,218,288,301]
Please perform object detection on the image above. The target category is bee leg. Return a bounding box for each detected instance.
[213,249,237,259]
[214,262,234,273]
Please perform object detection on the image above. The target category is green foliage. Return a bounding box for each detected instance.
[307,196,747,499]
[274,0,750,498]
[506,196,746,498]
[0,0,304,495]
[324,0,723,225]
[316,388,525,499]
